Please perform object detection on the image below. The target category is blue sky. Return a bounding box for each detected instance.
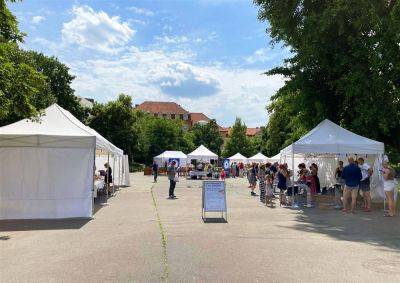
[10,0,289,127]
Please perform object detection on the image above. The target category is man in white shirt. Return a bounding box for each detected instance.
[358,157,373,212]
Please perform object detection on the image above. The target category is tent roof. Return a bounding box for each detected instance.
[0,104,123,155]
[228,153,247,160]
[187,145,218,158]
[155,150,187,159]
[281,119,384,155]
[248,152,267,162]
[268,153,281,162]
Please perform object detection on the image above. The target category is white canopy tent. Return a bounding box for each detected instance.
[280,119,385,200]
[268,153,281,163]
[153,151,187,167]
[228,153,248,164]
[187,145,218,163]
[248,152,268,164]
[0,104,123,220]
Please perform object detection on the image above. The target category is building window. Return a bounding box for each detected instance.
[171,114,175,119]
[183,114,188,120]
[163,114,167,118]
[180,114,184,119]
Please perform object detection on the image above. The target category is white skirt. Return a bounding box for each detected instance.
[383,180,396,192]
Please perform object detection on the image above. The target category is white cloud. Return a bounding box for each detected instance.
[62,6,135,54]
[154,35,189,44]
[31,15,45,24]
[245,48,270,64]
[129,6,154,16]
[69,46,284,126]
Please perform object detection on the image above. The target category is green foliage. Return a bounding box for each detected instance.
[27,51,88,121]
[0,0,25,43]
[0,42,54,126]
[88,94,139,161]
[255,0,400,161]
[222,117,253,157]
[191,119,224,156]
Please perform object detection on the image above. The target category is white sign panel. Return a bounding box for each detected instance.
[203,180,226,212]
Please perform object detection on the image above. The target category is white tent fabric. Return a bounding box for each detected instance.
[154,151,187,167]
[279,119,385,199]
[228,153,247,164]
[268,153,281,163]
[248,152,268,163]
[187,145,218,163]
[281,119,384,155]
[0,104,124,219]
[122,155,131,187]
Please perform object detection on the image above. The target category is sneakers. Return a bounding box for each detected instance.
[251,191,256,196]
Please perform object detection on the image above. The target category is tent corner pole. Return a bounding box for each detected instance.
[106,152,109,203]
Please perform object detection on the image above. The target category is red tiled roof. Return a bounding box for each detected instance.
[189,113,210,124]
[135,101,189,115]
[246,128,261,136]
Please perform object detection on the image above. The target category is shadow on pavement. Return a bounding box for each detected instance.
[202,218,228,223]
[282,207,400,252]
[0,218,91,232]
[0,195,114,232]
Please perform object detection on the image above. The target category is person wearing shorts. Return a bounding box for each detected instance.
[358,157,373,212]
[382,160,397,217]
[342,157,362,214]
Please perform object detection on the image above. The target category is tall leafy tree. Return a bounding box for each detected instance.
[192,120,224,156]
[88,94,138,160]
[223,118,252,157]
[0,0,25,43]
[255,0,400,161]
[27,51,88,121]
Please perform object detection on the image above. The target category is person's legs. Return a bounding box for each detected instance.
[334,184,342,208]
[169,179,174,197]
[342,187,349,211]
[363,191,371,211]
[386,191,395,216]
[171,180,176,197]
[350,188,358,213]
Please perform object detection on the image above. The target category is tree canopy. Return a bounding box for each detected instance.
[191,120,224,156]
[255,0,400,161]
[223,118,253,157]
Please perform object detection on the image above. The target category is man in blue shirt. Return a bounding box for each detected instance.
[152,161,159,183]
[342,157,362,214]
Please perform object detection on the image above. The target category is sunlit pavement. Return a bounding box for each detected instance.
[1,172,400,282]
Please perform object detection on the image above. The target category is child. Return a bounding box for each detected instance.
[265,174,274,206]
[220,169,226,181]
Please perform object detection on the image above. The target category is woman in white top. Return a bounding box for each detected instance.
[382,160,396,217]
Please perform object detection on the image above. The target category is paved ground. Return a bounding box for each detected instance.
[1,173,400,282]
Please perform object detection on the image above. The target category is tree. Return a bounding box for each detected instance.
[255,0,400,161]
[191,120,224,156]
[0,42,54,126]
[222,118,252,157]
[88,94,139,160]
[0,0,25,43]
[27,51,88,121]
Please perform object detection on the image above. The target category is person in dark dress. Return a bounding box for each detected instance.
[152,162,159,183]
[277,164,288,206]
[104,163,113,194]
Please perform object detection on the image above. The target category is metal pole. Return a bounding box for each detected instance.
[112,155,116,195]
[91,141,96,219]
[106,152,109,202]
[292,152,297,207]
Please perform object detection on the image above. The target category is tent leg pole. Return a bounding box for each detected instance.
[292,153,296,207]
[91,146,96,219]
[106,152,109,203]
[112,155,116,195]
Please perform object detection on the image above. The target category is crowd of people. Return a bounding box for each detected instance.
[152,156,397,216]
[241,157,397,217]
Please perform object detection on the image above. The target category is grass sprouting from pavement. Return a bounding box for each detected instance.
[150,184,169,282]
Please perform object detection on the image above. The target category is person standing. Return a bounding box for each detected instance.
[382,160,397,217]
[250,163,257,196]
[342,157,362,214]
[358,157,373,212]
[334,161,344,208]
[152,161,159,183]
[167,161,177,199]
[258,164,267,204]
[278,164,288,206]
[104,162,113,195]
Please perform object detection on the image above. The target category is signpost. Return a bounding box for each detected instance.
[202,180,227,221]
